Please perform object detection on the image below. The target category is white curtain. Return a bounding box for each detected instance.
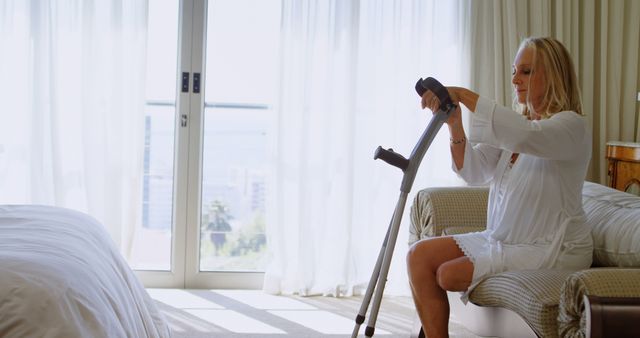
[0,1,148,257]
[265,0,468,296]
[466,0,640,183]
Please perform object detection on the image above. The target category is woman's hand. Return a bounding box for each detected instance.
[421,86,463,127]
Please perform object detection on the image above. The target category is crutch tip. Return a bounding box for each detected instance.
[365,326,375,337]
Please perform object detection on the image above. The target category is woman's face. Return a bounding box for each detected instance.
[511,47,546,117]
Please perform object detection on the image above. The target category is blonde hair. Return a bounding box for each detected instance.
[513,37,583,119]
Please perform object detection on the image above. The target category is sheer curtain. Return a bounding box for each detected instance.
[0,1,148,257]
[466,0,640,183]
[265,0,468,296]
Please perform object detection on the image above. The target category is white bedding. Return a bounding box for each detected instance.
[0,205,170,338]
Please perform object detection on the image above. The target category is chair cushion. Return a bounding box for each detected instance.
[582,182,640,267]
[469,269,575,338]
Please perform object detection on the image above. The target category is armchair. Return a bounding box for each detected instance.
[409,182,640,337]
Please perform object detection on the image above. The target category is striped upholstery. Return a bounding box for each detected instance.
[558,268,640,338]
[469,269,574,338]
[581,182,640,267]
[408,186,488,244]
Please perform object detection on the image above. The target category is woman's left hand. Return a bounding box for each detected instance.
[421,86,463,126]
[421,86,462,110]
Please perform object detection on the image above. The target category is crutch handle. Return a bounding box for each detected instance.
[415,77,454,111]
[373,146,409,171]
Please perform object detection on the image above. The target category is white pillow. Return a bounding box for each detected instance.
[582,181,640,267]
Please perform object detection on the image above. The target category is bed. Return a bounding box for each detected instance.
[0,205,170,337]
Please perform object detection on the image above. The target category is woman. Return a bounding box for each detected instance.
[406,37,593,338]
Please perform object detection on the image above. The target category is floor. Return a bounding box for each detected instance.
[147,289,479,337]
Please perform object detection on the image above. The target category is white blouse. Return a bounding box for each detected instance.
[452,97,593,294]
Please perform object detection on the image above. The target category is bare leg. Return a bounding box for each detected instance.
[406,237,473,338]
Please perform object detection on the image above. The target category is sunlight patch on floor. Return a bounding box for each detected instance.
[213,289,316,310]
[184,309,286,334]
[159,307,216,333]
[147,288,224,309]
[269,310,392,335]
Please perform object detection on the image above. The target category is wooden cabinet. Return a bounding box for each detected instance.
[606,141,640,196]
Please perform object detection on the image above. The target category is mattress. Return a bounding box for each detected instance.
[0,205,170,338]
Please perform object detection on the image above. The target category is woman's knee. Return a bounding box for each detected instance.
[435,259,473,291]
[407,237,463,266]
[435,265,456,290]
[406,240,438,277]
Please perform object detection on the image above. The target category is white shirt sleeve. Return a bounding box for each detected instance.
[468,96,586,160]
[452,142,502,185]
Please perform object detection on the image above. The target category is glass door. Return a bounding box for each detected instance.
[185,0,281,288]
[131,0,180,277]
[136,0,281,289]
[199,0,279,271]
[135,0,201,287]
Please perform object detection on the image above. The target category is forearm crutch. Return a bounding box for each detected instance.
[351,77,456,338]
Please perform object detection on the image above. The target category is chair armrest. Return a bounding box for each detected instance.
[558,268,640,338]
[409,186,488,245]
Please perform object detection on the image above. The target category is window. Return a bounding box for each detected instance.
[133,0,281,288]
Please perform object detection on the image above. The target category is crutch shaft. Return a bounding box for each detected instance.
[365,192,408,337]
[351,221,392,338]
